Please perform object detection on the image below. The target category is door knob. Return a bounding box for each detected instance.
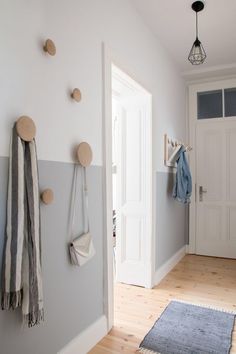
[199,186,207,201]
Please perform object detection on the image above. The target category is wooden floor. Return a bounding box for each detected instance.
[89,255,236,353]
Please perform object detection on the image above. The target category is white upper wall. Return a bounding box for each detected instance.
[0,0,186,172]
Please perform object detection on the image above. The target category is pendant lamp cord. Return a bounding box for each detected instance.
[196,11,198,38]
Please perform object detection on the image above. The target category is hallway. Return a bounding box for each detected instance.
[90,255,236,353]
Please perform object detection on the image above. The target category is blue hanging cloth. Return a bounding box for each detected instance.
[172,146,192,204]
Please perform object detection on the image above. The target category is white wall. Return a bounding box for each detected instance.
[0,1,186,352]
[0,0,186,170]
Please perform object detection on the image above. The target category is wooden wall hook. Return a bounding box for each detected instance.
[71,88,82,102]
[76,142,93,167]
[41,189,54,205]
[43,39,56,56]
[16,116,36,142]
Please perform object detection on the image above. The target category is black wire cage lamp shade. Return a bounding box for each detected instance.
[188,1,207,65]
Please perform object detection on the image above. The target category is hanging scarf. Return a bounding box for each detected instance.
[1,124,43,327]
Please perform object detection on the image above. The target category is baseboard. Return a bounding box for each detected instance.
[153,245,186,286]
[185,244,189,254]
[58,315,107,354]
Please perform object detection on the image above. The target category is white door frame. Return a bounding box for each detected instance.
[188,78,236,254]
[102,44,153,331]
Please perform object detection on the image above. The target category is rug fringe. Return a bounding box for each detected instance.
[138,348,161,354]
[171,299,236,315]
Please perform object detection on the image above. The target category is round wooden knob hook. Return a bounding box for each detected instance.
[41,189,54,205]
[16,116,36,142]
[76,142,93,167]
[43,39,56,56]
[71,88,82,102]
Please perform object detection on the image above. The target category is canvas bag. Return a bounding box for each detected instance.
[69,165,95,266]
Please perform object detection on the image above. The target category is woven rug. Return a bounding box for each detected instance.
[139,300,235,354]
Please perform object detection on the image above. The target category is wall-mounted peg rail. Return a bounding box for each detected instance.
[164,133,192,168]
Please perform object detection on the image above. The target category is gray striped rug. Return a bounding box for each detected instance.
[139,300,235,354]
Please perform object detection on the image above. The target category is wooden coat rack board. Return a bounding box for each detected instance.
[16,116,54,205]
[164,133,192,168]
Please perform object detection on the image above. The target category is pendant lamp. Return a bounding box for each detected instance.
[188,1,206,65]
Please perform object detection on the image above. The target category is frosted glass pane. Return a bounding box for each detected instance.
[225,88,236,117]
[197,90,223,119]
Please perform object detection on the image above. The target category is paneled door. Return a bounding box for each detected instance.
[112,66,152,287]
[196,121,236,258]
[112,64,152,288]
[115,96,151,287]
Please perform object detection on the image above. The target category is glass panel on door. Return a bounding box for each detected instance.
[197,90,223,119]
[224,88,236,117]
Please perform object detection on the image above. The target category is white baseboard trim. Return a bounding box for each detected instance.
[185,244,189,254]
[58,315,107,354]
[153,245,187,286]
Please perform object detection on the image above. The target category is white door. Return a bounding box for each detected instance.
[112,67,152,287]
[189,79,236,258]
[196,121,236,258]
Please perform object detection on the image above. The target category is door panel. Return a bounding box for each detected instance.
[116,99,148,286]
[123,108,141,203]
[197,126,223,201]
[204,205,222,240]
[196,122,236,258]
[228,207,236,241]
[226,129,236,201]
[123,216,142,261]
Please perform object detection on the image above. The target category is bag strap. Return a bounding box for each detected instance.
[69,165,90,241]
[82,166,90,234]
[69,164,79,241]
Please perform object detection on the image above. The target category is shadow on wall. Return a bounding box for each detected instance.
[155,171,188,270]
[167,169,189,245]
[167,171,175,197]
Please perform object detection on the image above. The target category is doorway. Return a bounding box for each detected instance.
[111,65,152,287]
[112,65,152,287]
[103,46,153,330]
[189,79,236,259]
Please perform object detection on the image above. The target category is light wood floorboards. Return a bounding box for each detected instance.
[89,255,236,353]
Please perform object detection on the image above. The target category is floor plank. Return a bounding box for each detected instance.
[89,255,236,353]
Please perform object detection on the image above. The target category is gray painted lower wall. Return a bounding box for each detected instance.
[0,157,104,354]
[156,171,187,270]
[0,159,188,353]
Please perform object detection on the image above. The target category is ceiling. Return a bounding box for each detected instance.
[130,0,236,76]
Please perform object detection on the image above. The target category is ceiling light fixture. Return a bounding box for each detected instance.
[188,1,206,65]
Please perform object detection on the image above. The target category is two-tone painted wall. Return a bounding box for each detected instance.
[0,0,187,353]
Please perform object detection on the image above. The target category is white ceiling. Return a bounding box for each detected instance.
[130,0,236,76]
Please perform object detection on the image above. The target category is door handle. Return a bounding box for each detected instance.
[199,186,207,201]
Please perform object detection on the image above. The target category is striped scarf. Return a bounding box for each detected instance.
[1,124,43,327]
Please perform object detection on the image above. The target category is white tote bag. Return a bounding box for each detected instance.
[69,165,95,266]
